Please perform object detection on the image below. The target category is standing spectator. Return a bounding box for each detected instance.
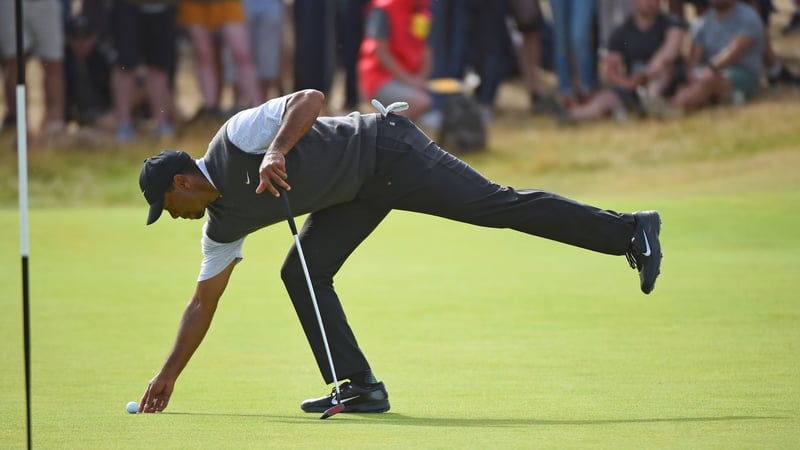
[508,0,557,114]
[64,12,115,129]
[463,0,515,123]
[336,0,371,111]
[563,0,687,123]
[671,0,764,112]
[293,0,337,100]
[0,0,66,136]
[179,0,261,119]
[111,1,177,144]
[243,0,285,101]
[358,0,433,122]
[549,0,598,105]
[428,0,466,93]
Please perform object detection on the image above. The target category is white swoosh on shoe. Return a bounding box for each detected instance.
[332,396,360,405]
[641,232,651,257]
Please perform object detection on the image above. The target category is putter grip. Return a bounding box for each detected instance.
[277,188,298,235]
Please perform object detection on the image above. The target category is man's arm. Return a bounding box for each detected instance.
[647,27,686,76]
[139,260,237,413]
[255,89,325,197]
[603,51,639,90]
[708,35,754,72]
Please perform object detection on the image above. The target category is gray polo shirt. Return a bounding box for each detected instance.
[195,95,378,280]
[692,3,764,79]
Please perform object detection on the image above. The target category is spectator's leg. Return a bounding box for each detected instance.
[185,25,220,109]
[549,0,573,96]
[571,0,598,96]
[568,89,620,121]
[672,71,730,111]
[41,59,66,130]
[337,0,367,109]
[144,66,172,128]
[220,22,261,107]
[112,67,136,130]
[519,30,542,98]
[2,57,17,125]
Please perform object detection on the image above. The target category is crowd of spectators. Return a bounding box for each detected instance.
[0,0,798,145]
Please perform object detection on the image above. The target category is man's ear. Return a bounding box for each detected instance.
[173,174,190,190]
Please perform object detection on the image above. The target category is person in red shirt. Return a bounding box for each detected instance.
[358,0,432,122]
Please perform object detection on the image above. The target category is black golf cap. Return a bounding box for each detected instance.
[139,150,193,225]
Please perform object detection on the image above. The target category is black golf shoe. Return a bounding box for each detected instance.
[300,381,390,413]
[626,211,662,294]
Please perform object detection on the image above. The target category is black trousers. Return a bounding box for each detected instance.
[281,115,636,384]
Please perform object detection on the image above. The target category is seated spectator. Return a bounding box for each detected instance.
[562,0,687,123]
[671,0,764,112]
[0,0,66,136]
[358,0,433,123]
[740,0,800,86]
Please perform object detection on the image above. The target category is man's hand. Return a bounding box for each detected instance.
[139,372,176,413]
[256,149,290,196]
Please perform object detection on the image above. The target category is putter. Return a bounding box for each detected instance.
[277,188,344,420]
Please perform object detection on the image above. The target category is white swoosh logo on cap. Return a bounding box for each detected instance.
[245,172,251,185]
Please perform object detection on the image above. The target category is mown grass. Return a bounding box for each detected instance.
[1,59,799,449]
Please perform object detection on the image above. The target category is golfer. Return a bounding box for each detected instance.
[137,89,662,414]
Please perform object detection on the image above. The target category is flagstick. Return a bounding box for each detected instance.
[15,0,32,448]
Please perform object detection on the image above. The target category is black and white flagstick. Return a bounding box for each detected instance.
[14,0,32,448]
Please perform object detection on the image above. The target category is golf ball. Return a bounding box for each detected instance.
[126,401,138,414]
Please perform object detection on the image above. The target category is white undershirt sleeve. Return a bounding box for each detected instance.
[196,95,291,281]
[199,223,246,281]
[225,95,289,154]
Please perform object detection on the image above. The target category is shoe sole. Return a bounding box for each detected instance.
[301,399,390,414]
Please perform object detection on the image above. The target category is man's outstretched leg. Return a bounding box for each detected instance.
[362,115,662,293]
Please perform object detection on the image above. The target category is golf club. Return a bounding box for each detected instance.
[276,188,344,420]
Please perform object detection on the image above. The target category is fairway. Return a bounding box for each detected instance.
[1,188,799,448]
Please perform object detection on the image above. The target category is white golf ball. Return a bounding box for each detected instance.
[126,401,138,414]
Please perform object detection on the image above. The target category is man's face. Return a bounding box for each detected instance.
[709,0,736,10]
[163,178,207,220]
[632,0,660,16]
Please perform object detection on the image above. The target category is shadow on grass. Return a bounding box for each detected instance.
[165,411,788,428]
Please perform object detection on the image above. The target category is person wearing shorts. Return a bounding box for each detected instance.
[110,1,178,143]
[672,0,764,111]
[243,0,285,100]
[358,0,433,122]
[179,0,261,116]
[0,0,65,134]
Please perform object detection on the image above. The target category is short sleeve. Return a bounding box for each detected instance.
[225,95,289,154]
[199,223,245,281]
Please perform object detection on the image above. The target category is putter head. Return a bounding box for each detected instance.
[320,403,345,419]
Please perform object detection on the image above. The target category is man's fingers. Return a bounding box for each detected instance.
[256,173,291,196]
[138,387,151,413]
